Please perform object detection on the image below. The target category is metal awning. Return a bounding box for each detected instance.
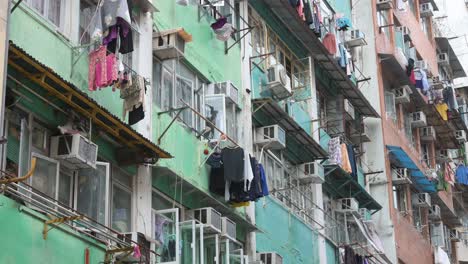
[380,54,429,108]
[424,104,459,149]
[252,99,328,164]
[323,165,382,211]
[435,37,467,79]
[7,42,172,160]
[251,0,379,118]
[153,166,258,233]
[386,145,436,193]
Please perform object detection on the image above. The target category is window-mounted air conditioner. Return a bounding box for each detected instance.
[430,222,446,248]
[153,28,191,60]
[50,134,98,169]
[346,29,367,47]
[456,130,467,143]
[189,207,222,234]
[116,232,153,263]
[450,229,461,242]
[344,99,355,120]
[396,26,411,42]
[255,125,286,149]
[412,193,431,208]
[298,161,325,184]
[410,111,427,128]
[350,124,371,144]
[394,85,411,104]
[437,53,450,67]
[221,217,236,241]
[436,149,451,161]
[414,60,429,71]
[420,3,434,17]
[359,208,371,221]
[334,198,359,213]
[258,252,283,264]
[213,81,240,108]
[266,64,292,99]
[429,205,441,220]
[377,0,393,10]
[392,168,412,185]
[420,126,436,141]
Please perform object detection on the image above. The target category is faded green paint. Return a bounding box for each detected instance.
[256,197,320,263]
[0,195,106,264]
[326,239,339,264]
[326,0,352,21]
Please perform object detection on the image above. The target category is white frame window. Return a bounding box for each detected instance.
[24,0,66,32]
[29,152,60,201]
[111,166,133,232]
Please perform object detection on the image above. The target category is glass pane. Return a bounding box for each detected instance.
[176,76,193,127]
[180,221,195,264]
[152,191,175,210]
[229,241,243,264]
[77,163,108,225]
[30,0,45,15]
[48,0,62,27]
[18,119,30,178]
[204,95,226,140]
[112,184,132,232]
[58,167,73,206]
[153,62,162,107]
[225,103,238,142]
[31,123,46,151]
[162,67,174,111]
[79,0,97,45]
[112,166,132,188]
[155,210,179,263]
[31,155,58,199]
[204,235,218,264]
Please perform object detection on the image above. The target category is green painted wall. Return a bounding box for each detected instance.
[0,195,106,264]
[326,239,339,264]
[256,197,320,263]
[326,0,352,20]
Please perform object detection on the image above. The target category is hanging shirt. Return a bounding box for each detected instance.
[322,33,337,55]
[435,103,449,121]
[258,163,269,196]
[88,45,107,91]
[222,147,245,182]
[336,17,352,31]
[94,0,131,39]
[347,144,357,179]
[328,137,342,165]
[341,143,352,173]
[244,152,254,191]
[296,0,305,21]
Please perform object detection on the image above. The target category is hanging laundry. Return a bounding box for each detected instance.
[122,75,146,122]
[456,165,468,185]
[338,44,347,68]
[128,104,144,125]
[289,0,299,6]
[328,137,342,165]
[347,144,357,179]
[248,157,264,201]
[409,70,416,85]
[243,152,254,191]
[209,166,226,196]
[435,103,449,121]
[443,86,458,111]
[445,162,455,185]
[336,17,352,31]
[341,143,352,173]
[106,52,118,86]
[105,17,134,54]
[322,33,337,55]
[296,0,305,21]
[211,17,228,30]
[214,23,235,42]
[94,0,132,40]
[258,163,269,196]
[231,201,250,208]
[222,147,245,183]
[303,0,313,25]
[406,58,414,76]
[88,45,107,91]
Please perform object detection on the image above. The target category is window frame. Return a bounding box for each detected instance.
[110,166,133,232]
[24,0,67,33]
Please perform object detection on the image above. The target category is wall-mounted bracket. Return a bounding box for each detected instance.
[43,215,83,240]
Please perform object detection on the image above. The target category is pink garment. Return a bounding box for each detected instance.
[297,0,305,20]
[88,46,107,91]
[409,70,416,85]
[133,245,141,258]
[105,53,118,86]
[322,33,337,55]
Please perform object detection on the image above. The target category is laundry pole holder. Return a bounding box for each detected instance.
[42,215,83,240]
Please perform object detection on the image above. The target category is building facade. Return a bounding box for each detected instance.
[0,0,467,264]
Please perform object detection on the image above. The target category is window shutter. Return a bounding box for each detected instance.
[385,92,396,121]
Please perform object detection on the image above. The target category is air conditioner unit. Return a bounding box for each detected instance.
[116,232,152,263]
[334,198,359,213]
[359,208,371,221]
[429,205,441,220]
[350,124,371,143]
[414,60,429,71]
[392,168,412,185]
[266,64,292,99]
[255,125,286,149]
[258,252,283,264]
[419,3,434,17]
[153,28,191,60]
[420,126,436,141]
[346,29,367,47]
[50,134,98,169]
[456,130,467,143]
[394,85,411,104]
[437,53,450,67]
[412,193,431,208]
[376,0,393,10]
[298,161,324,184]
[212,81,240,108]
[436,149,451,161]
[410,111,427,128]
[450,229,461,242]
[396,26,411,41]
[344,99,355,120]
[221,217,236,241]
[189,207,222,234]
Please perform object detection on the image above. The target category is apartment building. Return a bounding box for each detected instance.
[0,0,468,264]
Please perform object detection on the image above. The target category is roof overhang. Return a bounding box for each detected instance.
[252,99,328,164]
[7,42,172,161]
[386,145,436,193]
[435,37,467,79]
[323,165,382,211]
[152,166,258,233]
[251,0,379,118]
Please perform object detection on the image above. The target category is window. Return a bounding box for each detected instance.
[377,10,390,39]
[392,185,408,212]
[79,0,97,45]
[153,60,206,133]
[111,166,133,232]
[25,0,65,30]
[421,143,430,167]
[385,91,397,122]
[30,153,60,201]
